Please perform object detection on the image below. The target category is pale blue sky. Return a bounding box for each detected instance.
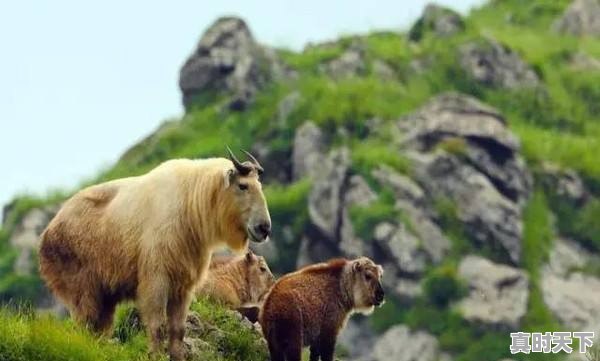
[0,0,485,210]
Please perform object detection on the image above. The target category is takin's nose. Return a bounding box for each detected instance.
[375,287,385,305]
[254,221,271,240]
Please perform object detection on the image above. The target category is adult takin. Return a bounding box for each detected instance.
[260,257,385,361]
[197,250,275,308]
[39,149,271,361]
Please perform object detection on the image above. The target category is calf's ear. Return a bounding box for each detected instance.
[245,250,255,263]
[352,261,363,273]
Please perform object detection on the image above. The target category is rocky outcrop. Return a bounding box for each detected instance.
[539,163,588,205]
[553,0,600,36]
[301,147,378,264]
[545,238,590,278]
[457,255,529,329]
[321,41,367,79]
[292,121,326,180]
[8,205,60,275]
[179,17,285,110]
[409,4,465,41]
[398,93,532,263]
[370,325,447,361]
[542,272,600,333]
[459,39,540,89]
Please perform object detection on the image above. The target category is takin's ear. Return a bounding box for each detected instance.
[352,260,363,274]
[224,168,237,188]
[245,250,256,263]
[377,264,384,276]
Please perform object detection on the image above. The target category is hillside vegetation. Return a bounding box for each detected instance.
[2,1,600,360]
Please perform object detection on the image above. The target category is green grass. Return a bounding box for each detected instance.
[0,308,153,361]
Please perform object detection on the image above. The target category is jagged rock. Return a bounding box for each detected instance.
[542,272,600,332]
[339,175,377,257]
[372,60,396,80]
[373,222,427,275]
[277,91,301,125]
[322,42,367,79]
[372,166,426,206]
[250,141,291,183]
[9,205,60,275]
[457,255,529,329]
[338,318,376,360]
[569,51,600,70]
[292,121,326,180]
[398,93,532,262]
[371,325,442,361]
[412,152,523,262]
[553,0,600,36]
[409,3,465,41]
[545,238,590,278]
[539,163,587,205]
[397,201,451,263]
[179,17,281,110]
[372,166,451,263]
[308,147,350,240]
[459,39,540,89]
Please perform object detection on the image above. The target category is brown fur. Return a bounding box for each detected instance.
[197,250,275,308]
[259,257,384,361]
[39,158,270,361]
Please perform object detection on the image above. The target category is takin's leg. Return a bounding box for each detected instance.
[137,273,169,357]
[166,289,193,361]
[309,344,321,361]
[266,337,285,361]
[315,330,337,361]
[278,317,303,361]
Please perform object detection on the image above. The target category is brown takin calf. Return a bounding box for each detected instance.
[260,257,384,361]
[197,250,275,309]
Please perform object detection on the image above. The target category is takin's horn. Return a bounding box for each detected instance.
[227,146,252,176]
[242,149,264,175]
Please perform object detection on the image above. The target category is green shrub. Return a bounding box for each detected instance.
[422,264,467,308]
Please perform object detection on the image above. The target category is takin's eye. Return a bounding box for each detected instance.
[259,266,267,273]
[364,273,373,281]
[238,183,248,191]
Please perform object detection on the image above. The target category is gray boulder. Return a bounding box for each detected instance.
[542,272,600,333]
[457,255,529,329]
[292,121,326,180]
[545,238,590,278]
[459,38,540,89]
[322,41,367,79]
[307,147,351,241]
[370,325,443,361]
[9,205,60,275]
[539,163,588,205]
[569,51,600,70]
[179,17,281,110]
[372,166,451,263]
[398,93,532,262]
[339,175,377,257]
[373,222,427,275]
[409,3,465,41]
[553,0,600,36]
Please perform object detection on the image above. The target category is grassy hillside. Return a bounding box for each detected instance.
[2,1,600,360]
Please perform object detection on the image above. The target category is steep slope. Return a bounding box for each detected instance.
[2,1,600,361]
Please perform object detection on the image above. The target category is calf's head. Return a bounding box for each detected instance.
[347,257,385,314]
[243,250,276,305]
[223,148,271,250]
